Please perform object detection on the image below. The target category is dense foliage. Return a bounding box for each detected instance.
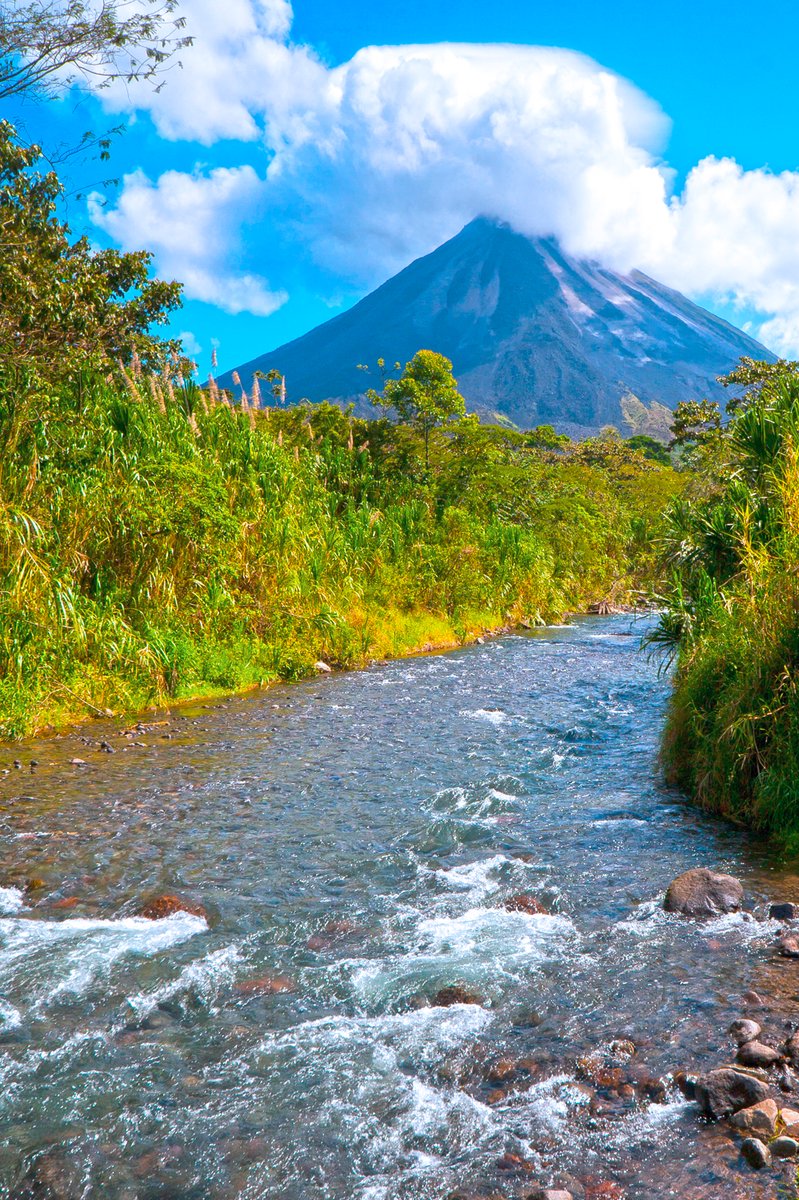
[651,361,799,842]
[0,363,681,736]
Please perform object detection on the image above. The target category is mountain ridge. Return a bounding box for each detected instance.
[219,218,773,436]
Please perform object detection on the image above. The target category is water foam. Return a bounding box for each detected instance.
[0,911,207,1010]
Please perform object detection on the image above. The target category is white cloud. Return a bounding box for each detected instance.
[89,165,286,316]
[88,0,799,353]
[178,330,203,357]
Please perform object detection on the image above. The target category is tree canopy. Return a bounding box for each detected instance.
[0,0,191,102]
[367,349,467,470]
[0,119,182,380]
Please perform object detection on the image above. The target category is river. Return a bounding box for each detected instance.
[0,616,796,1199]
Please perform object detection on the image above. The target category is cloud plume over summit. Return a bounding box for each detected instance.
[89,0,799,353]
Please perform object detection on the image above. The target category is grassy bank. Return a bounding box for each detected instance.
[652,362,799,844]
[0,366,681,737]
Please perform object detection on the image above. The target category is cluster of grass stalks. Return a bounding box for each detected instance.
[0,362,681,736]
[653,368,799,843]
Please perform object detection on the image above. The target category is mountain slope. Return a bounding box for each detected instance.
[221,218,773,436]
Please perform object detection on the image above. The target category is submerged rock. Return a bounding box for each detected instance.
[504,894,548,915]
[16,1148,84,1199]
[663,868,743,917]
[694,1068,770,1119]
[770,902,799,920]
[234,975,295,996]
[778,932,799,958]
[430,985,483,1008]
[137,894,208,921]
[525,1191,573,1200]
[740,1137,771,1168]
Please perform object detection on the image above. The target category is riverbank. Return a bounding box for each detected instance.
[0,371,681,739]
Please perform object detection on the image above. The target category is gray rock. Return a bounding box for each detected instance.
[729,1019,761,1045]
[784,1031,799,1066]
[663,868,743,918]
[736,1040,782,1069]
[741,1137,772,1168]
[771,1136,799,1158]
[770,902,799,921]
[778,932,799,958]
[694,1068,770,1119]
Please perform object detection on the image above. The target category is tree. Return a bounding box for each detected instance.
[720,356,799,415]
[0,0,191,103]
[367,349,466,471]
[625,434,672,465]
[669,400,722,449]
[0,120,182,377]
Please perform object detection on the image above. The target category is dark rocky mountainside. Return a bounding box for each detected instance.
[221,218,773,437]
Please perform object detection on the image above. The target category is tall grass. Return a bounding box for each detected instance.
[653,371,799,843]
[0,365,680,736]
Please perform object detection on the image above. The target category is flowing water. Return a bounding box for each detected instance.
[0,616,797,1199]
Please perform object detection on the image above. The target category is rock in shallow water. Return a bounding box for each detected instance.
[729,1098,778,1136]
[740,1137,772,1168]
[736,1040,782,1068]
[663,868,743,918]
[770,902,799,920]
[729,1019,761,1045]
[136,894,207,921]
[694,1068,770,1119]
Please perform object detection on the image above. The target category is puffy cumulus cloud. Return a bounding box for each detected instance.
[89,0,799,352]
[89,166,286,316]
[265,43,674,280]
[98,0,324,144]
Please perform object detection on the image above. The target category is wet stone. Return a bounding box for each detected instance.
[663,867,743,918]
[136,894,207,921]
[770,902,799,921]
[504,893,548,915]
[778,932,799,958]
[736,1040,782,1068]
[694,1068,770,1119]
[729,1098,778,1136]
[728,1018,761,1045]
[430,985,483,1007]
[740,1137,772,1168]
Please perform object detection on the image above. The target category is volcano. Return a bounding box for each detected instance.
[221,218,773,437]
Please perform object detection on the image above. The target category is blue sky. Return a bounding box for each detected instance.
[17,0,799,374]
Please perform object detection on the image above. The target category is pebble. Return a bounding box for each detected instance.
[729,1019,761,1045]
[740,1137,772,1168]
[778,932,799,958]
[771,1136,799,1158]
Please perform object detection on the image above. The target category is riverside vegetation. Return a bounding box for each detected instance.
[651,359,799,844]
[0,119,685,738]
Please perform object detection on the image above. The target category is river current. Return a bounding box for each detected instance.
[0,616,796,1199]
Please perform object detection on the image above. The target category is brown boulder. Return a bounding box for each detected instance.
[729,1098,778,1136]
[137,894,208,921]
[504,894,548,915]
[431,985,483,1007]
[778,932,799,958]
[736,1040,781,1069]
[234,975,295,996]
[663,868,743,917]
[694,1068,770,1119]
